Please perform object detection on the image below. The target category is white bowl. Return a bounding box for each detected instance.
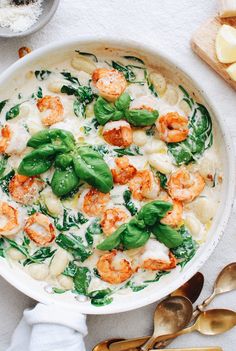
[0,0,60,38]
[0,38,235,314]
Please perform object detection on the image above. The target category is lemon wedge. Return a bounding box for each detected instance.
[216,24,236,63]
[226,62,236,81]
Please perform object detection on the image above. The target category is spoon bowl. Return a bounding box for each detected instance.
[214,262,236,295]
[171,272,204,303]
[195,309,236,335]
[92,339,124,351]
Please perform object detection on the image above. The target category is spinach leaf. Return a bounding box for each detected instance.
[23,247,56,266]
[126,281,147,292]
[56,233,91,262]
[91,144,110,156]
[125,109,158,127]
[63,261,78,277]
[73,146,113,193]
[144,70,158,97]
[171,226,198,267]
[85,219,102,246]
[151,223,183,248]
[96,223,126,251]
[179,85,194,110]
[113,145,142,157]
[61,72,80,85]
[35,70,51,81]
[61,85,77,96]
[123,56,145,65]
[168,103,213,165]
[36,87,43,98]
[112,61,136,82]
[0,170,15,194]
[0,155,8,177]
[6,104,20,120]
[144,270,170,283]
[145,124,156,136]
[4,237,28,257]
[157,171,168,189]
[54,209,87,231]
[0,100,8,113]
[73,266,91,295]
[89,288,113,306]
[0,238,5,258]
[123,190,138,216]
[74,99,86,117]
[52,288,66,294]
[75,50,98,62]
[51,167,80,197]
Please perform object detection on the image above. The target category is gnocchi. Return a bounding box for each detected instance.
[149,72,167,95]
[71,55,96,74]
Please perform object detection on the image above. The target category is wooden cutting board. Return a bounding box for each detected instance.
[191,16,236,90]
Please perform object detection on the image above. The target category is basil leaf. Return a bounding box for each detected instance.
[94,96,116,125]
[96,223,126,251]
[0,170,15,194]
[74,267,91,295]
[6,104,20,120]
[73,146,113,193]
[122,217,150,249]
[27,129,75,150]
[35,70,51,81]
[123,190,138,216]
[138,200,173,226]
[56,233,91,262]
[168,103,213,165]
[125,109,158,126]
[18,145,56,176]
[0,100,8,113]
[171,226,198,267]
[114,93,131,111]
[55,154,73,169]
[151,223,183,248]
[51,167,79,197]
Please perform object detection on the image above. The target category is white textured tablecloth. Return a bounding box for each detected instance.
[0,0,236,350]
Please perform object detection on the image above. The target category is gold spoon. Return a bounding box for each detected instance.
[141,273,204,351]
[156,262,236,349]
[109,296,193,351]
[92,339,124,351]
[153,309,236,346]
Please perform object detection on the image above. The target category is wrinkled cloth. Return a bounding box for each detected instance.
[6,303,87,351]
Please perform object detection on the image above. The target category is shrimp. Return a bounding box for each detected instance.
[0,202,21,237]
[111,156,137,184]
[83,188,110,217]
[24,213,55,246]
[101,208,129,236]
[142,252,177,271]
[156,112,189,143]
[92,68,127,102]
[0,124,29,155]
[102,120,133,147]
[167,168,205,203]
[96,250,133,284]
[129,170,160,201]
[37,95,64,126]
[159,193,183,227]
[0,125,11,153]
[9,174,45,205]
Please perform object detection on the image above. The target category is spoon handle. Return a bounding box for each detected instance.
[150,348,222,351]
[140,336,156,351]
[154,324,196,345]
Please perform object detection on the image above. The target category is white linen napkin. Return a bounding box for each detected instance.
[6,303,87,351]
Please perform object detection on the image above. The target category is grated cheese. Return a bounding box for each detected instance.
[0,0,43,33]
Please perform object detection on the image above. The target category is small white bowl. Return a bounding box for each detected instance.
[0,0,60,38]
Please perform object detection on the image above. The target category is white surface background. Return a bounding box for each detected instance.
[0,0,236,350]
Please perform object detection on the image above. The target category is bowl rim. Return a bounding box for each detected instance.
[0,37,235,314]
[0,0,60,38]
